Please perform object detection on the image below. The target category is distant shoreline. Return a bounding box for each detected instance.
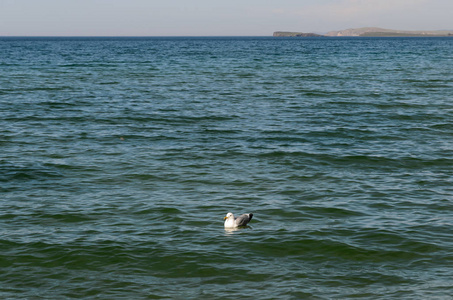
[274,27,453,37]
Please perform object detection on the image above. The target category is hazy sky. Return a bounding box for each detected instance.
[1,0,452,36]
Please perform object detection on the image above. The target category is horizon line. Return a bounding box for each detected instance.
[0,35,274,38]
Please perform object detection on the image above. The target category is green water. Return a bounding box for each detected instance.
[1,37,452,299]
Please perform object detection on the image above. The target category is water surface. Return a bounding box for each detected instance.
[1,37,453,299]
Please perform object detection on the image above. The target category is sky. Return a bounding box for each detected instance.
[0,0,452,36]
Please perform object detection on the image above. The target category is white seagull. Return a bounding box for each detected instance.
[224,212,253,228]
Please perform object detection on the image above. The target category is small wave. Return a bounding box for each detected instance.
[0,163,62,182]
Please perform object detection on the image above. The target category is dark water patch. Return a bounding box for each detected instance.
[254,151,442,170]
[32,212,96,224]
[430,122,453,131]
[314,206,367,218]
[0,163,63,182]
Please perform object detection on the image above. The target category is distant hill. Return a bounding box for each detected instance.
[274,27,453,37]
[325,27,453,37]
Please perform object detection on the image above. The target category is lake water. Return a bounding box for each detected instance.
[1,37,453,299]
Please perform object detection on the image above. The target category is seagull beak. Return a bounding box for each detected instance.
[224,216,228,220]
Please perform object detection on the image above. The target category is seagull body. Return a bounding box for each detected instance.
[224,212,253,228]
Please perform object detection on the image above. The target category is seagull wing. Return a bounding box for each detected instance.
[234,213,253,227]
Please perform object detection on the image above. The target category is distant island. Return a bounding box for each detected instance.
[274,27,453,37]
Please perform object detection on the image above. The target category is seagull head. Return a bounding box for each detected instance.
[224,212,233,220]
